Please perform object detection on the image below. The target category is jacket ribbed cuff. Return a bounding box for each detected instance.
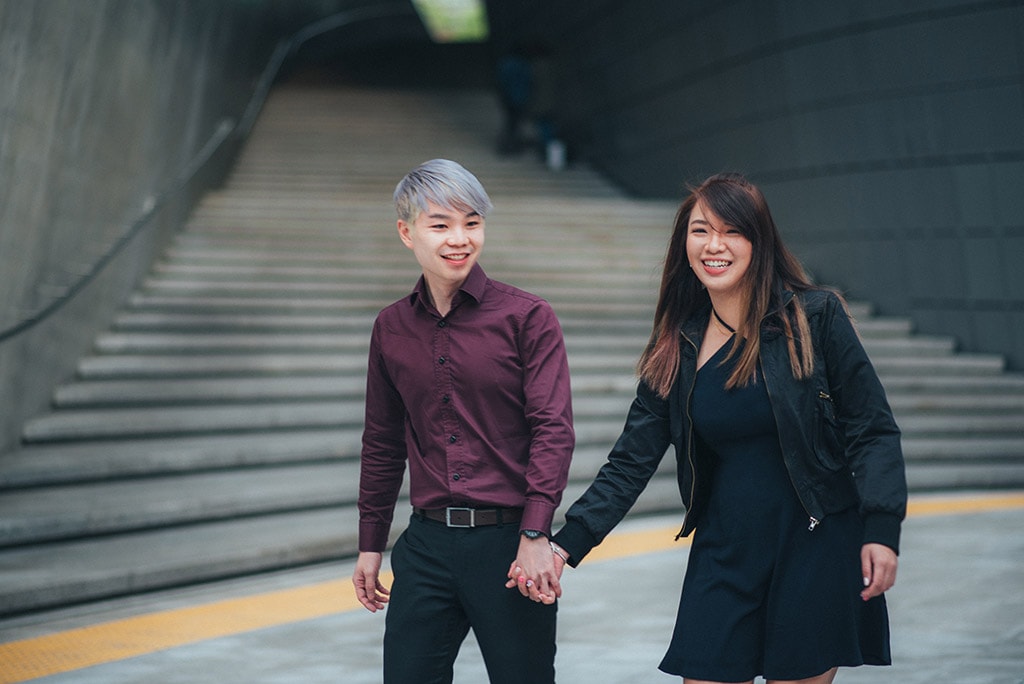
[862,511,902,555]
[551,519,601,568]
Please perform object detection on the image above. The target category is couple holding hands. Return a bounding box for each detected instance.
[353,159,906,684]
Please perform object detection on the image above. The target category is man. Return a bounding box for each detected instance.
[352,159,575,684]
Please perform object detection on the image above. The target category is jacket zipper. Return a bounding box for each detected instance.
[676,330,700,540]
[761,358,820,532]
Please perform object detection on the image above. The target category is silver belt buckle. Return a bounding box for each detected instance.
[445,507,475,528]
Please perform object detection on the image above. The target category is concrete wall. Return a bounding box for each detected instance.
[488,0,1024,369]
[0,0,282,452]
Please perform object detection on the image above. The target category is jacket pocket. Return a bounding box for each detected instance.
[813,390,846,471]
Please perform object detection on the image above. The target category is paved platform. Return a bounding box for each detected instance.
[1,491,1022,683]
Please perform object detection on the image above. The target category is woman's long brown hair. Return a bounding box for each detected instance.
[637,173,818,398]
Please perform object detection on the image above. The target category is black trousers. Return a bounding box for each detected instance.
[383,514,557,684]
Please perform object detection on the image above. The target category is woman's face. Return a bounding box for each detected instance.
[685,200,753,299]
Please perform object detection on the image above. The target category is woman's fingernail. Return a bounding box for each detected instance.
[863,577,870,587]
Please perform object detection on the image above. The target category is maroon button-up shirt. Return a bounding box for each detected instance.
[358,264,575,552]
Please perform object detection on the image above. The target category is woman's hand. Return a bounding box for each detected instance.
[860,542,898,601]
[505,536,564,604]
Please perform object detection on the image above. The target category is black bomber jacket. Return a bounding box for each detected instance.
[553,289,908,566]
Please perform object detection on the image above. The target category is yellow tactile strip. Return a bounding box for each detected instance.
[2,492,1023,683]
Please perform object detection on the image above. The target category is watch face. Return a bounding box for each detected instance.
[521,529,544,539]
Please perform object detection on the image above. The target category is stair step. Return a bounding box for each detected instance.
[906,461,1024,491]
[902,436,1024,461]
[126,294,659,317]
[871,355,1005,375]
[114,311,379,332]
[52,377,635,410]
[22,401,365,443]
[894,414,1024,436]
[0,507,362,617]
[94,333,371,354]
[90,332,650,355]
[888,394,1024,414]
[24,397,641,444]
[77,354,369,379]
[0,430,361,488]
[877,374,1024,393]
[54,376,368,407]
[70,350,1010,382]
[0,462,361,547]
[860,337,955,357]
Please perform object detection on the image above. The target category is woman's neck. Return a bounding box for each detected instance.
[708,294,744,332]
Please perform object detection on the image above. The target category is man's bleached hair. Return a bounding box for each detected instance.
[393,159,494,223]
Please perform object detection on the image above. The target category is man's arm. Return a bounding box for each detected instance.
[508,301,575,603]
[353,319,407,607]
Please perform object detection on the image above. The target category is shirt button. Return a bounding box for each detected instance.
[449,435,457,443]
[438,320,447,328]
[452,473,461,481]
[442,395,450,403]
[438,356,446,364]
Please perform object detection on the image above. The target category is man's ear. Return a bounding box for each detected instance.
[397,220,413,248]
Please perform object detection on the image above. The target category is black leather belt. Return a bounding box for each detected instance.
[414,506,523,528]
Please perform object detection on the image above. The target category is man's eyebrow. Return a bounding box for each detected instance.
[426,210,480,219]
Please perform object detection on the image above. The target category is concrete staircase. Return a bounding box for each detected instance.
[1,85,1022,617]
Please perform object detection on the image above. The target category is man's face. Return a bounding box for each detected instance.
[398,200,485,290]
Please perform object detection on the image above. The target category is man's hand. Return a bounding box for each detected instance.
[860,543,898,601]
[353,551,390,612]
[505,536,564,605]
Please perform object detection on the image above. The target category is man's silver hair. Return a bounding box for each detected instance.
[393,159,494,223]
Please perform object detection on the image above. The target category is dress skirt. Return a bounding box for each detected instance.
[658,340,891,681]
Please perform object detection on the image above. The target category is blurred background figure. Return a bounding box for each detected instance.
[495,40,565,169]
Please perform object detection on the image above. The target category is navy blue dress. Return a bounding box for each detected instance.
[658,339,891,681]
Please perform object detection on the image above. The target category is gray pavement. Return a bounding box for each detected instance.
[1,492,1022,683]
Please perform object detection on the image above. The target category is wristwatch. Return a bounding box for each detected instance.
[520,529,547,540]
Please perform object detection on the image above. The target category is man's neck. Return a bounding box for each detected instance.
[425,279,462,317]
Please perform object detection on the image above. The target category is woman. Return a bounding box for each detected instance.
[547,173,907,683]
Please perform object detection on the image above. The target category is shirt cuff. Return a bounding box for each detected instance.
[359,521,392,553]
[520,500,557,537]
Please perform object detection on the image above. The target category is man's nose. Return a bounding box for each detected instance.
[447,226,468,243]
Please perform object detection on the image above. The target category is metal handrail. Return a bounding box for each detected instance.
[0,1,414,345]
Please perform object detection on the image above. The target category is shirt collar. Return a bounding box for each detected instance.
[409,263,488,310]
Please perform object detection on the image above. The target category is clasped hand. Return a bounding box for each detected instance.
[504,536,566,605]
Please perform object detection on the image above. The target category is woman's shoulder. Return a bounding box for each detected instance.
[794,287,847,316]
